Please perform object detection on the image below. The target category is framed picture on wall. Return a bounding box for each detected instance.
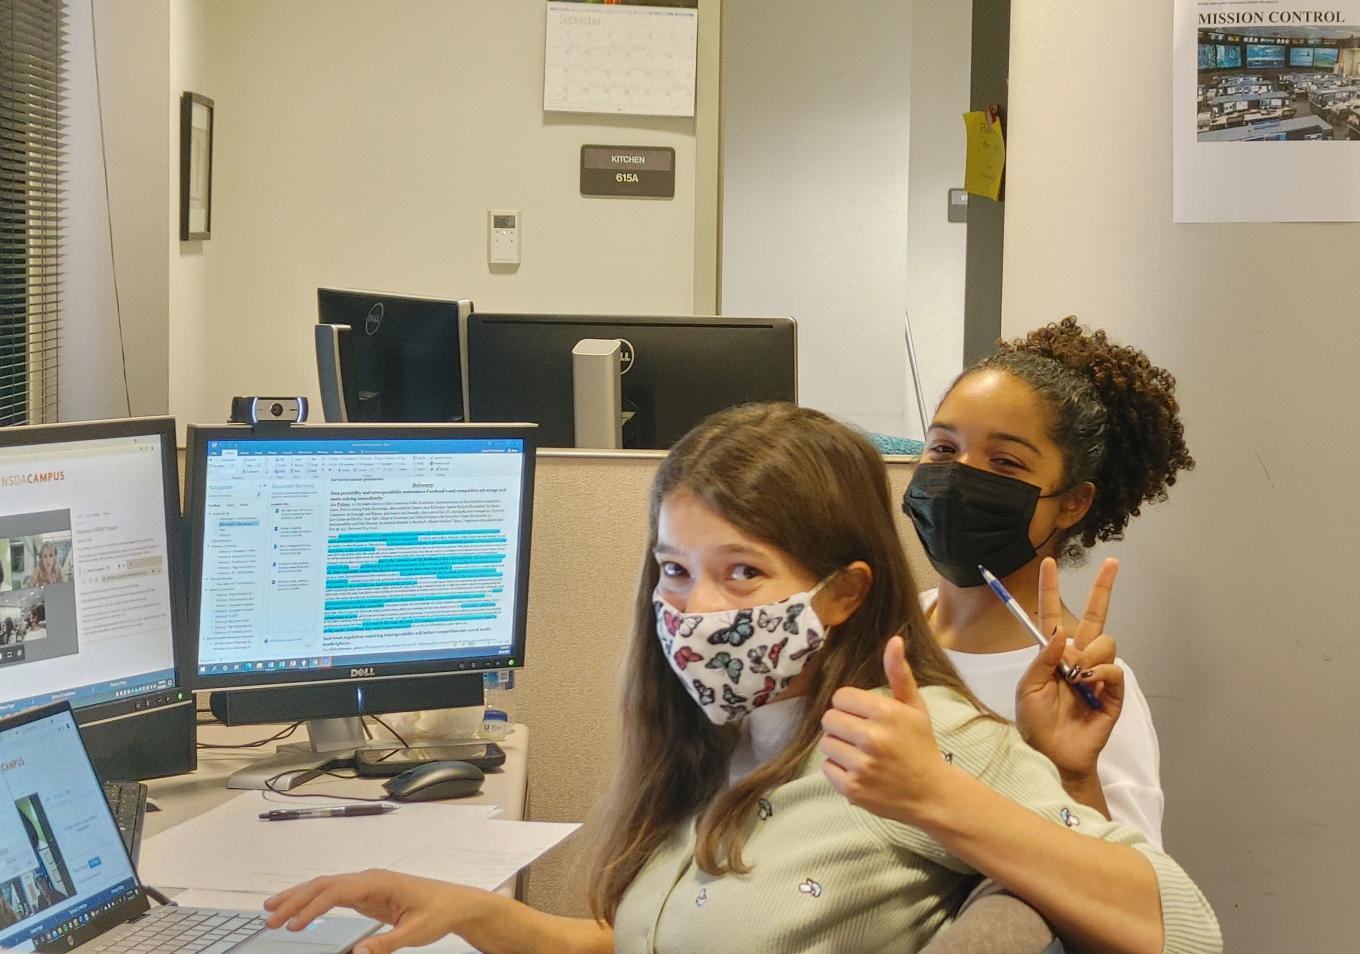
[179,92,213,240]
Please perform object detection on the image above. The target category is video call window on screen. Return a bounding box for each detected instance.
[0,522,72,668]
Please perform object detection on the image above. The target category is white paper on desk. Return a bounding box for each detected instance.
[385,819,579,890]
[140,792,569,895]
[172,888,272,910]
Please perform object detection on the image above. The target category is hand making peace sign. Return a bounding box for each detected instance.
[1014,556,1124,783]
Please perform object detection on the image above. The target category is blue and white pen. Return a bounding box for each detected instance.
[977,565,1102,711]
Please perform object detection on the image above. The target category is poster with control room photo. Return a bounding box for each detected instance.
[0,511,77,668]
[1175,1,1360,220]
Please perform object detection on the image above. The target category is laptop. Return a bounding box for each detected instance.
[0,702,380,953]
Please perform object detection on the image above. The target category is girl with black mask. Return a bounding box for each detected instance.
[902,317,1193,846]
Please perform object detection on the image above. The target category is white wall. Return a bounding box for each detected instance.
[168,0,716,427]
[62,0,170,421]
[904,0,971,436]
[1005,4,1359,950]
[169,0,211,443]
[721,0,912,437]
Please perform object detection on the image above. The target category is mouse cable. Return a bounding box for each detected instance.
[365,714,410,748]
[197,722,302,750]
[261,768,392,804]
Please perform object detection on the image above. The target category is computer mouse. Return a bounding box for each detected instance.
[382,760,485,802]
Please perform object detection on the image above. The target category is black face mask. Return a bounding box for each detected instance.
[902,462,1058,588]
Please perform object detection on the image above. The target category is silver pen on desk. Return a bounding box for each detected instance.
[259,804,398,822]
[977,565,1102,711]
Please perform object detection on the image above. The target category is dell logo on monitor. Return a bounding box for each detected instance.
[364,303,384,336]
[350,667,376,677]
[617,337,635,374]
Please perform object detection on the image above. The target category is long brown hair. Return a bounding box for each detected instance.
[586,403,986,922]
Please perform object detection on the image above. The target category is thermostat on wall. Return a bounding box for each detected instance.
[488,210,520,265]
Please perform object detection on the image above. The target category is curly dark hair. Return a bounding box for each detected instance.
[960,316,1195,564]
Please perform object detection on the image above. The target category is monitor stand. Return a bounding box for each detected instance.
[224,713,495,789]
[225,716,372,791]
[224,712,491,791]
[211,673,488,790]
[572,338,624,449]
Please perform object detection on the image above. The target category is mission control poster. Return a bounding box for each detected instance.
[1174,1,1360,221]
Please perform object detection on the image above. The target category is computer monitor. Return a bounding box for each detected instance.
[0,417,193,781]
[1216,45,1242,69]
[465,313,798,449]
[184,422,535,789]
[1246,44,1286,69]
[316,288,473,424]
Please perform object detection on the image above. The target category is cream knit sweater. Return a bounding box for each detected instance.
[613,686,1221,954]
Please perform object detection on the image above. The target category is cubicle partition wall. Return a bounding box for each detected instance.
[502,450,929,917]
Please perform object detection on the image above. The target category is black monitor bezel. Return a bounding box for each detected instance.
[317,286,471,312]
[183,422,536,693]
[0,416,189,724]
[316,286,471,424]
[464,312,798,449]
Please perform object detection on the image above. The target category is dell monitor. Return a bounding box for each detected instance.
[316,288,473,424]
[0,417,193,781]
[184,422,535,789]
[465,313,798,449]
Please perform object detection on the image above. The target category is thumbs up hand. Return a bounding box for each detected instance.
[820,635,954,826]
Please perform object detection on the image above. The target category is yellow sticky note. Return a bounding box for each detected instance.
[963,110,1006,201]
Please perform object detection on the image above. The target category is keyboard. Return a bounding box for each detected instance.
[102,779,148,864]
[88,906,268,953]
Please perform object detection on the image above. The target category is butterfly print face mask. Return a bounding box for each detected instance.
[653,576,834,725]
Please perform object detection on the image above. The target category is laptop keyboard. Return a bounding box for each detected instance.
[88,906,267,953]
[101,780,148,863]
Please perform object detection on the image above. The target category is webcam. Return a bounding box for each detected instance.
[229,396,309,425]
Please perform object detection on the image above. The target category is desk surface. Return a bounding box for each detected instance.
[146,721,528,838]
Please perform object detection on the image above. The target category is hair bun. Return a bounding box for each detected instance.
[989,316,1194,556]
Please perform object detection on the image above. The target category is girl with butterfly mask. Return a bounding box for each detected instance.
[901,317,1193,847]
[262,403,1218,954]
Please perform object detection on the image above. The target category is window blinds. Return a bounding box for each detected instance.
[0,0,64,425]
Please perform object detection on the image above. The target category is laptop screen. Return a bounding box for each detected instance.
[0,705,141,951]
